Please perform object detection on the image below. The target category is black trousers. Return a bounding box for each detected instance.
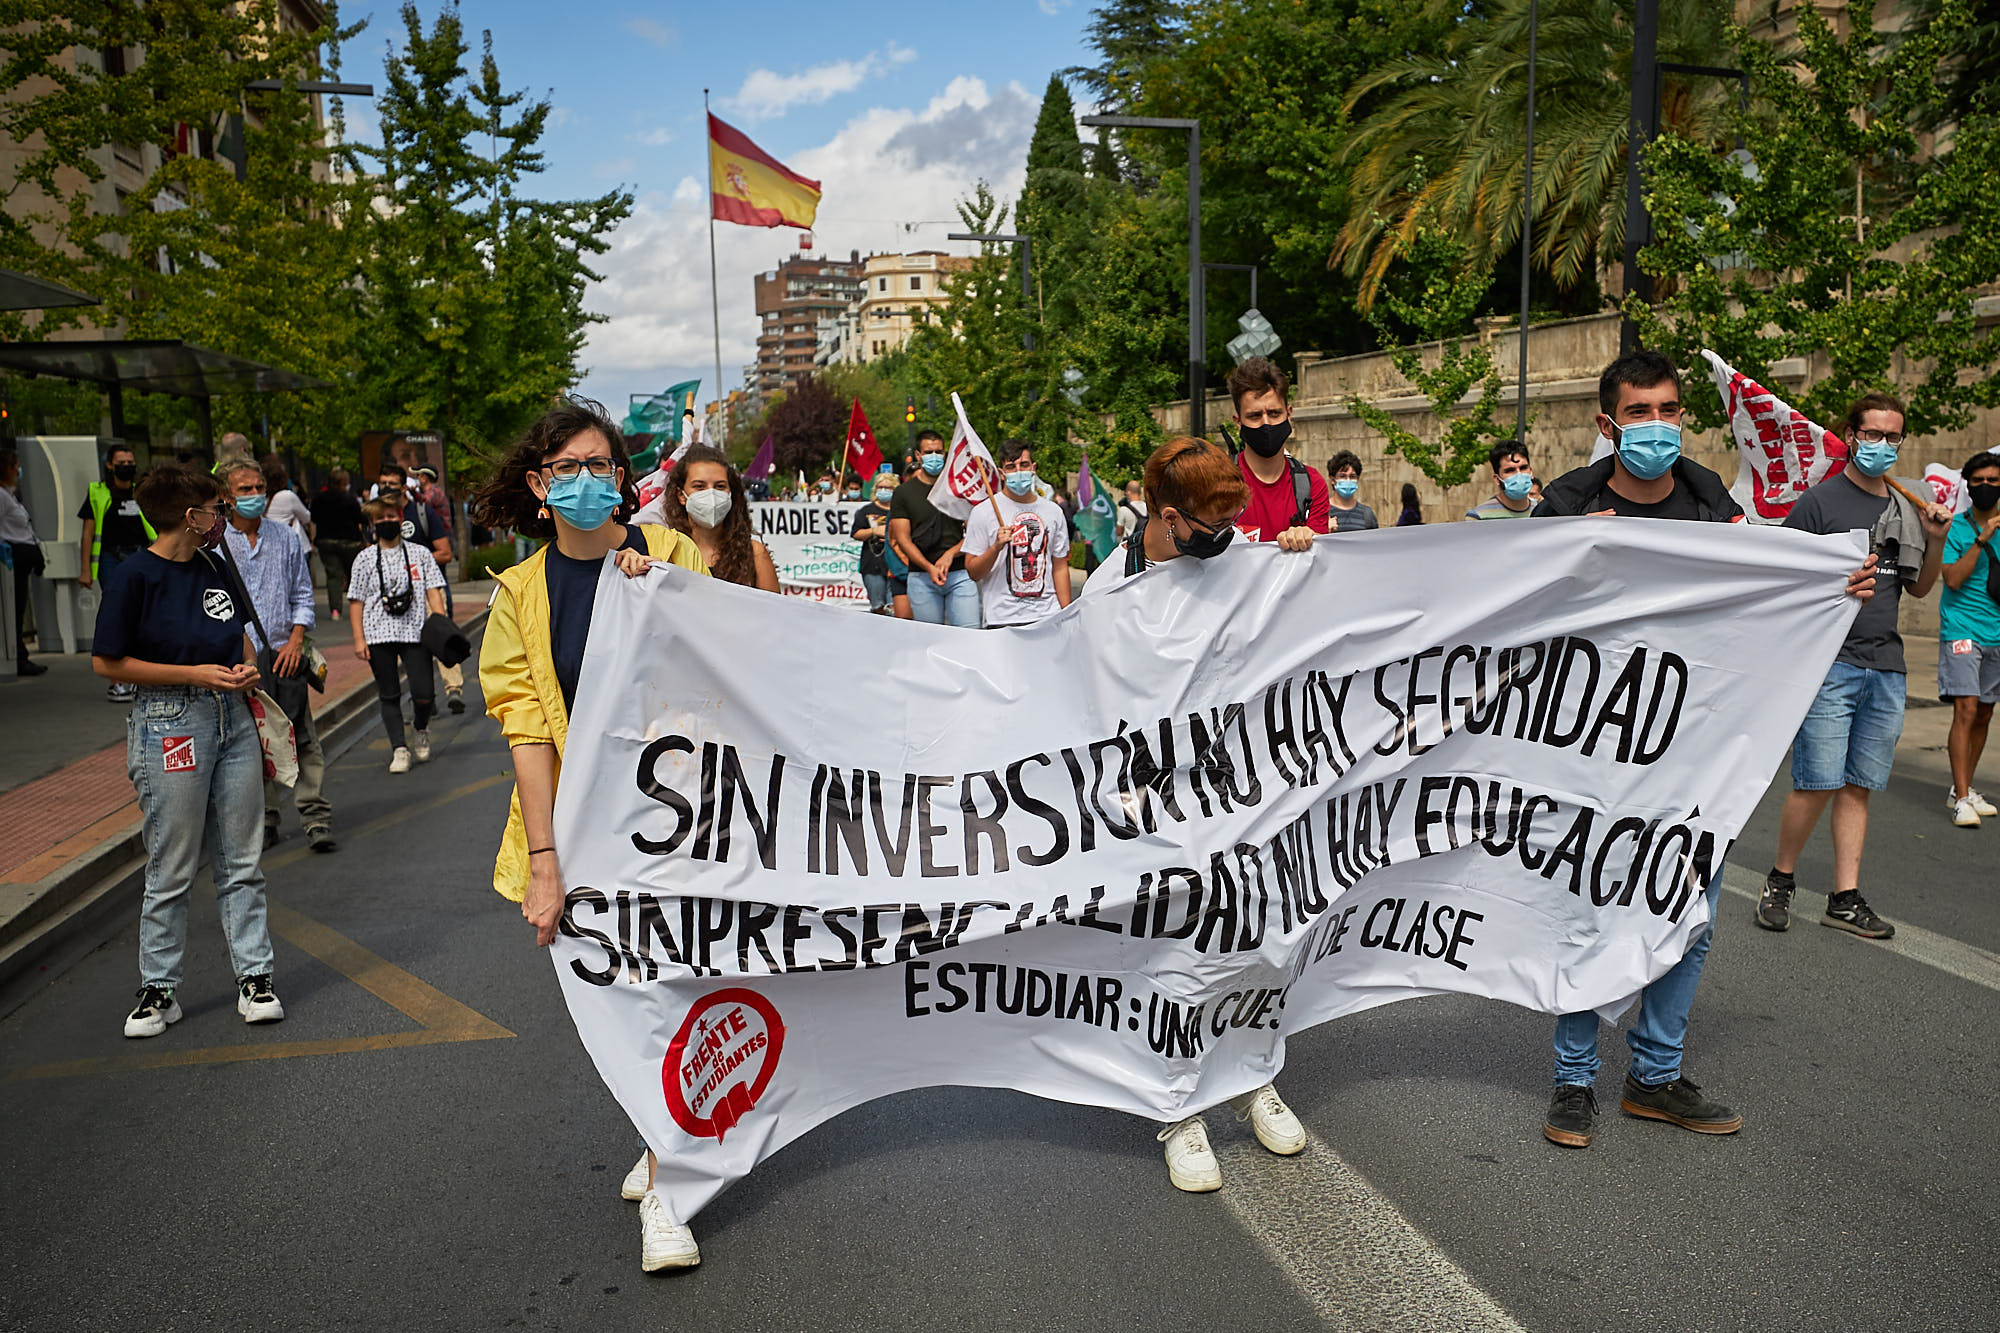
[367,641,435,748]
[11,542,44,664]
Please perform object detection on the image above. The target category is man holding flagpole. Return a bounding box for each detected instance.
[888,428,979,627]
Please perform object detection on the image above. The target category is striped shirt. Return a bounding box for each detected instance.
[1464,497,1534,520]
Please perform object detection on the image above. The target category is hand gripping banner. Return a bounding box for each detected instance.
[550,519,1864,1221]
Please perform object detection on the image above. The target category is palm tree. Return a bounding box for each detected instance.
[1332,0,1737,308]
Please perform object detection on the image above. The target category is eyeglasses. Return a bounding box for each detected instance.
[1855,430,1905,445]
[541,457,617,480]
[1182,508,1244,534]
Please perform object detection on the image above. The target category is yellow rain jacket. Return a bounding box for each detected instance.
[480,525,709,901]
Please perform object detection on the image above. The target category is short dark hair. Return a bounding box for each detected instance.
[1001,439,1033,463]
[1598,349,1681,416]
[1842,392,1906,437]
[1226,356,1290,412]
[136,463,220,531]
[1327,450,1362,479]
[378,461,408,482]
[915,429,946,448]
[1489,440,1529,471]
[106,444,136,462]
[1962,451,2000,481]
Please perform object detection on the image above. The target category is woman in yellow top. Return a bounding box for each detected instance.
[472,398,709,1273]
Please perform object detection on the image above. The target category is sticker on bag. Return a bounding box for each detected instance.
[162,736,196,773]
[1952,639,1976,656]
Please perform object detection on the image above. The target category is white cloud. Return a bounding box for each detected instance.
[1037,0,1072,12]
[632,126,673,147]
[625,18,676,49]
[725,44,920,123]
[577,77,1039,409]
[550,106,580,129]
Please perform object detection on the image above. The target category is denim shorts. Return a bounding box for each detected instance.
[1792,661,1906,791]
[1938,639,2000,704]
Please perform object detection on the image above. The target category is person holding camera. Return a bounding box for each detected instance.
[347,496,446,774]
[91,464,284,1038]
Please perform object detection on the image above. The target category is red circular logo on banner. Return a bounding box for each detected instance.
[662,988,786,1141]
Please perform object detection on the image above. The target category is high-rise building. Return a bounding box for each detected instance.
[815,250,975,369]
[752,252,865,395]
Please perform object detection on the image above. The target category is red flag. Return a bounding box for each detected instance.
[844,398,882,481]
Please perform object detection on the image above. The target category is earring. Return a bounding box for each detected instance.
[537,505,549,520]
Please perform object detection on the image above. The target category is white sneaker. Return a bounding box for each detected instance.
[1969,789,1999,818]
[412,730,431,763]
[1157,1115,1222,1193]
[1236,1082,1307,1156]
[638,1191,700,1270]
[388,746,411,774]
[621,1151,650,1202]
[1950,794,1982,828]
[237,974,285,1024]
[123,985,181,1038]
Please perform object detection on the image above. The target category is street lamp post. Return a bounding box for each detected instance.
[231,79,376,184]
[1081,115,1204,438]
[1518,0,1539,442]
[946,231,1034,350]
[1619,0,1659,354]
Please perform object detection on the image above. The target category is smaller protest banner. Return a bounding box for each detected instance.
[752,501,868,607]
[928,393,1001,522]
[1703,350,1850,524]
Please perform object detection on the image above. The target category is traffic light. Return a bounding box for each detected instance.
[904,399,916,424]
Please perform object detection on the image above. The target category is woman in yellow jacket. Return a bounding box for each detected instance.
[472,398,709,1272]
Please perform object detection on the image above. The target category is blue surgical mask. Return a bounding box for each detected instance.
[1852,441,1898,478]
[1501,472,1535,501]
[1333,478,1359,499]
[1614,420,1682,481]
[921,453,944,476]
[1004,472,1036,497]
[543,471,620,530]
[233,494,268,519]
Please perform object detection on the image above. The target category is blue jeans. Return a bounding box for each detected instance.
[1552,875,1721,1087]
[861,571,889,611]
[127,686,275,989]
[907,567,980,627]
[1791,661,1905,791]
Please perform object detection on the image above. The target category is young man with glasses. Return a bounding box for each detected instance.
[1762,394,1951,938]
[961,441,1072,628]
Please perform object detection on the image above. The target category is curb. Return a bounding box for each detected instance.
[0,610,489,1008]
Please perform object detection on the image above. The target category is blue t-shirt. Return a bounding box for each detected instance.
[1940,513,2000,646]
[91,549,248,667]
[547,527,646,711]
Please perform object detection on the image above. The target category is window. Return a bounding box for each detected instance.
[878,277,888,292]
[909,276,922,291]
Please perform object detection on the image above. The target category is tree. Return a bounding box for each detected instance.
[818,361,906,470]
[1336,0,1735,307]
[766,375,844,480]
[1344,231,1515,486]
[1633,0,2000,434]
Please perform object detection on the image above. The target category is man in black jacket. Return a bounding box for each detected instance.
[1532,349,1874,1154]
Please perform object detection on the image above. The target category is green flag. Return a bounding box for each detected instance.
[1075,451,1119,559]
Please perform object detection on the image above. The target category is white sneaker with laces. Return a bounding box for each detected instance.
[412,730,432,763]
[124,985,181,1039]
[621,1152,650,1202]
[1157,1115,1222,1193]
[639,1191,700,1270]
[389,746,412,774]
[1236,1082,1307,1155]
[1969,789,1999,818]
[237,974,285,1024]
[1950,794,1982,828]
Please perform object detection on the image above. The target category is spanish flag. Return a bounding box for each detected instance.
[708,113,821,229]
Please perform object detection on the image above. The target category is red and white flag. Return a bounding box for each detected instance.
[844,398,881,482]
[1702,349,1851,525]
[926,393,1001,521]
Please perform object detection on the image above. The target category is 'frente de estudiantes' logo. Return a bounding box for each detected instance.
[663,988,785,1141]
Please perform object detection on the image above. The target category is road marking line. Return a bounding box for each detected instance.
[264,903,512,1039]
[1212,1129,1525,1332]
[1719,865,2000,995]
[16,1029,492,1079]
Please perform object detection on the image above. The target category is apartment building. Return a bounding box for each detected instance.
[752,252,866,395]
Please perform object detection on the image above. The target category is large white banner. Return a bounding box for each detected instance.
[751,500,868,607]
[551,520,1863,1222]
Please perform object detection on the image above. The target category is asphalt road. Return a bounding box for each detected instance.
[3,662,1996,1333]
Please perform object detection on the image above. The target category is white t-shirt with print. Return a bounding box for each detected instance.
[345,540,445,644]
[961,494,1071,627]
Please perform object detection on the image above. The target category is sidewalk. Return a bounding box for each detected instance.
[0,581,493,972]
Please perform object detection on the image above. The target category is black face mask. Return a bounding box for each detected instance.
[1170,514,1235,560]
[111,463,137,483]
[374,520,403,542]
[1239,419,1291,458]
[1969,482,2000,512]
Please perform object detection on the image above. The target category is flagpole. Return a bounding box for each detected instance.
[704,89,725,435]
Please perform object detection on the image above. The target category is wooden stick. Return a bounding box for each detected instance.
[1884,475,1930,512]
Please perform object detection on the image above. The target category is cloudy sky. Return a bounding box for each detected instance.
[335,1,1097,410]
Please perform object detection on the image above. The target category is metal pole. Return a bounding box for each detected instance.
[704,89,725,420]
[1518,0,1539,441]
[1620,0,1660,354]
[1187,124,1203,440]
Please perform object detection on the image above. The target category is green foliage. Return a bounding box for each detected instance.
[1337,0,1734,305]
[765,375,844,480]
[818,361,907,469]
[1633,0,2000,434]
[1344,232,1514,487]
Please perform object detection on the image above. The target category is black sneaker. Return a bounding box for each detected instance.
[1756,869,1794,931]
[1620,1074,1743,1134]
[263,824,281,850]
[16,658,47,677]
[1543,1084,1597,1148]
[307,825,336,853]
[237,974,285,1024]
[124,985,182,1039]
[1823,890,1894,939]
[447,686,465,715]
